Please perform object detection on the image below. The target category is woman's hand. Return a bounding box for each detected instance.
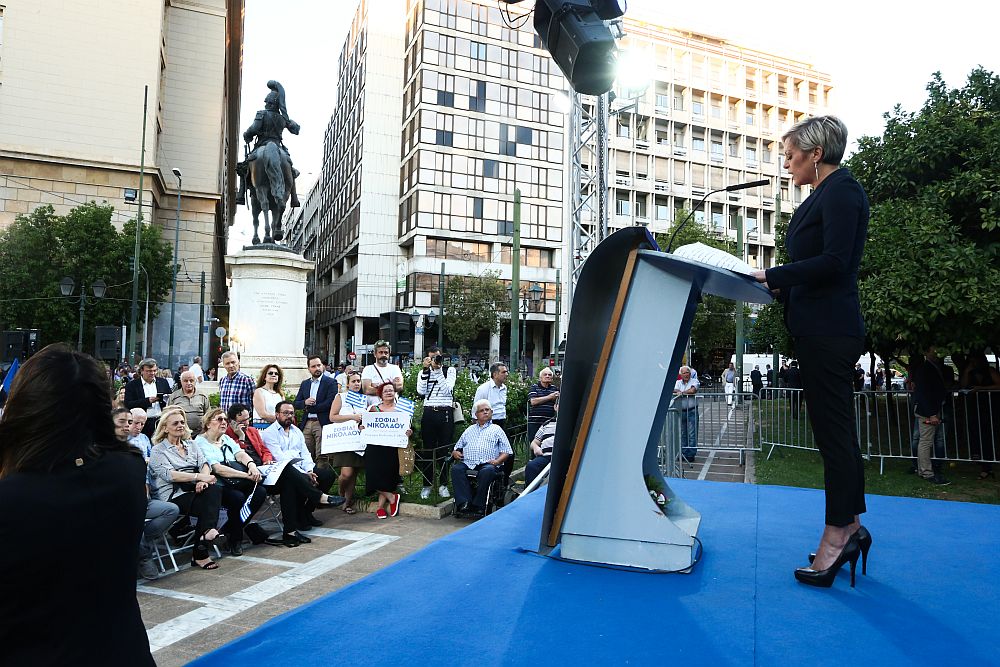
[195,480,208,493]
[247,464,262,482]
[751,269,767,283]
[405,428,413,437]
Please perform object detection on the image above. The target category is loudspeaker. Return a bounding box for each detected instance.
[94,326,122,361]
[1,331,24,363]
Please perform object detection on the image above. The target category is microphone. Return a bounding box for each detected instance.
[666,179,771,252]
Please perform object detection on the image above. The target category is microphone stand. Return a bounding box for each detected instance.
[665,179,770,253]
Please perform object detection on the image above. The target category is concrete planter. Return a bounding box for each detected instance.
[398,498,455,519]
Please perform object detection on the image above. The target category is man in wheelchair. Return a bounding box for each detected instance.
[451,399,512,519]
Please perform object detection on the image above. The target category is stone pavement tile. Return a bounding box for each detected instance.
[167,622,247,656]
[224,601,297,630]
[151,646,196,667]
[138,593,202,628]
[147,569,255,598]
[225,562,291,584]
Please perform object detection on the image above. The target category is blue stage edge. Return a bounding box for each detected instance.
[192,480,1000,666]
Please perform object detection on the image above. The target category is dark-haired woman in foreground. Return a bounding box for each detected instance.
[752,115,872,589]
[0,344,153,665]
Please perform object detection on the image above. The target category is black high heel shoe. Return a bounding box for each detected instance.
[796,536,861,588]
[809,525,872,575]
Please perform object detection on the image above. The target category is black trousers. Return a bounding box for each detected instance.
[170,485,222,554]
[420,407,453,487]
[268,466,335,533]
[796,335,866,527]
[219,482,266,542]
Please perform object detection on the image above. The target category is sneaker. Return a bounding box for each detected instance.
[389,493,401,517]
[420,486,431,500]
[138,558,159,581]
[929,474,951,486]
[376,508,388,520]
[438,485,451,499]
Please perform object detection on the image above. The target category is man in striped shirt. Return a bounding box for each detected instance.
[451,399,512,518]
[417,346,456,499]
[219,351,255,414]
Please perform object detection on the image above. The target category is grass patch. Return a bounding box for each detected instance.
[757,445,1000,505]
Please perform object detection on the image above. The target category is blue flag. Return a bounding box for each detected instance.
[239,481,258,523]
[1,357,20,394]
[396,396,415,417]
[344,390,367,411]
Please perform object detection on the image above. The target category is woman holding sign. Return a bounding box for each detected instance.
[365,382,412,519]
[328,371,366,514]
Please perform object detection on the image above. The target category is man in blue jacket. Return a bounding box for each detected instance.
[294,355,339,460]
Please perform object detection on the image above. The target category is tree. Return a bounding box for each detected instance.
[654,213,743,365]
[747,204,795,357]
[442,271,509,355]
[0,203,174,354]
[846,68,1000,366]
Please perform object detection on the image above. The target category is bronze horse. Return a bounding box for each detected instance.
[247,142,294,244]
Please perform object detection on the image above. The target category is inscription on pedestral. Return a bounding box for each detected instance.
[255,290,285,317]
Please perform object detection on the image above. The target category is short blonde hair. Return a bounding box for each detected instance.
[201,408,226,434]
[152,406,192,443]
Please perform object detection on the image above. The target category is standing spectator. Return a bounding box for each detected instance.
[252,364,285,428]
[189,356,205,383]
[293,356,339,461]
[364,383,409,519]
[910,349,951,485]
[723,362,737,406]
[361,340,404,399]
[168,370,211,433]
[219,351,255,415]
[751,365,764,397]
[853,363,866,392]
[785,360,803,418]
[207,368,217,381]
[525,398,558,488]
[673,366,700,462]
[327,371,366,513]
[451,399,512,519]
[124,358,172,437]
[148,407,224,569]
[527,367,559,443]
[0,344,154,664]
[416,346,456,499]
[261,401,342,534]
[778,360,789,388]
[960,352,1000,480]
[173,363,189,388]
[766,364,774,388]
[333,363,348,392]
[474,363,509,430]
[158,368,176,391]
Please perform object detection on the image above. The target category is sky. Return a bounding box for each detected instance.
[234,0,1000,247]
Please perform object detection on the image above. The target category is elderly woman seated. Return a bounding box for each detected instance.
[194,407,265,556]
[148,406,223,569]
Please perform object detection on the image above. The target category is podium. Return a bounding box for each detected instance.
[539,227,772,571]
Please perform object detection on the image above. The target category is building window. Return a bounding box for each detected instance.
[437,90,454,107]
[435,129,453,146]
[692,136,705,152]
[472,197,483,219]
[484,159,498,178]
[692,100,704,116]
[616,198,631,216]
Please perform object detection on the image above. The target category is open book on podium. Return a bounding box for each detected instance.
[539,227,772,572]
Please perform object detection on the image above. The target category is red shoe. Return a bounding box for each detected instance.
[376,508,388,520]
[389,493,401,517]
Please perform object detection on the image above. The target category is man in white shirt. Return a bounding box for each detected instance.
[723,362,737,407]
[189,356,205,383]
[474,363,509,429]
[361,340,404,399]
[673,365,700,462]
[124,358,172,437]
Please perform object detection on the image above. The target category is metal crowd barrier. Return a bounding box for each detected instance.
[659,392,758,478]
[758,388,1000,473]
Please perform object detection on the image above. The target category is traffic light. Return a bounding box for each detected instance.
[533,0,625,95]
[345,336,353,352]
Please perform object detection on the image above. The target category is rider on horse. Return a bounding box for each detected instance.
[240,80,301,208]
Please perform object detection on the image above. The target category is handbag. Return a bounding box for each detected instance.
[452,401,465,423]
[219,443,253,490]
[398,444,416,476]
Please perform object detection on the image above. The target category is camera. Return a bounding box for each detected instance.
[433,354,443,365]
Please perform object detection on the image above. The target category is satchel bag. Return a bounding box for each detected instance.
[219,443,254,491]
[398,444,416,477]
[452,401,465,423]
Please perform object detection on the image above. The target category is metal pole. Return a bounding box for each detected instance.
[198,270,206,363]
[554,268,561,367]
[168,171,181,370]
[77,285,86,352]
[597,93,609,242]
[438,262,445,351]
[129,85,148,363]
[735,213,745,395]
[510,189,521,373]
[138,264,149,357]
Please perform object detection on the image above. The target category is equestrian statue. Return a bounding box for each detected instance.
[238,80,301,244]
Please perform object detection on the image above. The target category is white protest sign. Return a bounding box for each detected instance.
[362,412,410,448]
[261,458,302,486]
[321,421,364,454]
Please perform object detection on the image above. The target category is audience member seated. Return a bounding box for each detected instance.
[194,408,266,556]
[0,344,154,664]
[525,399,558,488]
[148,406,224,569]
[261,401,344,546]
[451,399,512,518]
[128,408,153,459]
[168,370,210,433]
[225,403,274,467]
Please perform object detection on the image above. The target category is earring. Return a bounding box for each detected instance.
[813,162,819,182]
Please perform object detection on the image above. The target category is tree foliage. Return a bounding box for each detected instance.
[747,204,795,356]
[0,203,174,354]
[846,68,1000,361]
[442,271,509,355]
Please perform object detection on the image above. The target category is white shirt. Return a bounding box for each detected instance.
[673,376,700,410]
[189,363,204,383]
[417,366,456,408]
[474,379,508,420]
[261,422,315,473]
[142,378,162,419]
[362,363,402,405]
[307,377,321,418]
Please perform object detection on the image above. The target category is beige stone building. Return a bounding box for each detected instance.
[0,0,243,365]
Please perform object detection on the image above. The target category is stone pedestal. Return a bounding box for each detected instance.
[226,245,312,387]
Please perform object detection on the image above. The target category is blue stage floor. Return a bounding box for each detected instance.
[192,480,1000,666]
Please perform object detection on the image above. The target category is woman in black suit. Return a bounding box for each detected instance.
[0,344,153,664]
[752,115,871,588]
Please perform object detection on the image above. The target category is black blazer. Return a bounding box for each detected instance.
[293,375,338,427]
[124,376,173,412]
[766,168,869,338]
[0,450,153,665]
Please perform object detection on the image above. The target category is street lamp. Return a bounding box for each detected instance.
[60,277,107,352]
[167,167,182,372]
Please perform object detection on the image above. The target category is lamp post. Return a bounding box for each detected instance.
[410,308,425,360]
[60,277,107,352]
[167,167,182,372]
[137,264,150,357]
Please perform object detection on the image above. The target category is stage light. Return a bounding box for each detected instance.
[533,0,620,96]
